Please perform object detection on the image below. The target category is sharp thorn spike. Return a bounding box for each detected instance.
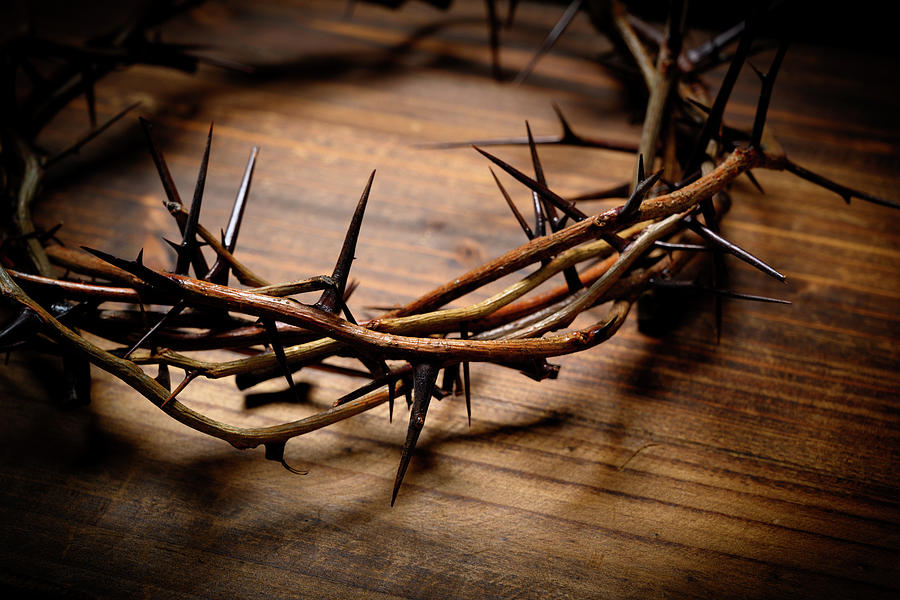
[161,369,199,408]
[751,39,790,146]
[686,217,786,282]
[489,167,534,240]
[745,170,765,194]
[176,122,213,276]
[461,327,471,427]
[551,102,578,142]
[473,146,587,222]
[685,4,764,175]
[139,117,183,208]
[124,300,185,359]
[224,146,258,254]
[262,319,301,403]
[525,121,547,186]
[748,61,765,81]
[388,379,396,423]
[391,362,440,506]
[315,170,375,314]
[621,168,663,219]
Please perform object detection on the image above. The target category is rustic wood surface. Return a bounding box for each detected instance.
[1,1,898,598]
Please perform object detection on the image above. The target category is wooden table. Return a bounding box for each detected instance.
[2,1,898,598]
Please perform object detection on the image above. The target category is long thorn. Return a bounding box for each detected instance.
[175,122,213,277]
[621,159,663,219]
[392,362,440,506]
[315,170,375,314]
[262,319,302,403]
[473,146,587,222]
[208,146,259,285]
[751,39,789,146]
[123,300,185,359]
[686,217,785,281]
[489,168,533,239]
[139,117,183,207]
[161,369,199,407]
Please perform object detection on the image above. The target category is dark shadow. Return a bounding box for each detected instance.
[243,382,312,409]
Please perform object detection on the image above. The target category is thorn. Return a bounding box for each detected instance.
[440,364,460,396]
[748,61,765,81]
[161,369,199,407]
[175,122,213,277]
[751,39,789,147]
[140,118,209,275]
[388,379,396,423]
[551,102,578,144]
[208,145,259,285]
[82,245,180,293]
[685,217,785,281]
[526,120,561,225]
[621,164,663,220]
[262,319,302,403]
[473,146,587,222]
[461,327,471,427]
[315,170,375,315]
[0,308,41,348]
[685,4,763,176]
[420,103,635,153]
[139,117,183,208]
[391,362,440,506]
[684,20,745,70]
[513,0,583,85]
[489,168,533,239]
[525,122,582,291]
[124,300,185,359]
[526,121,548,187]
[745,170,765,194]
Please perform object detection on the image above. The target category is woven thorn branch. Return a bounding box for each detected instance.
[1,0,896,504]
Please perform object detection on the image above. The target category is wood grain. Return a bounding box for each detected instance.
[1,1,898,598]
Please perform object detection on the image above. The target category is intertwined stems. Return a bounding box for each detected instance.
[3,1,896,504]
